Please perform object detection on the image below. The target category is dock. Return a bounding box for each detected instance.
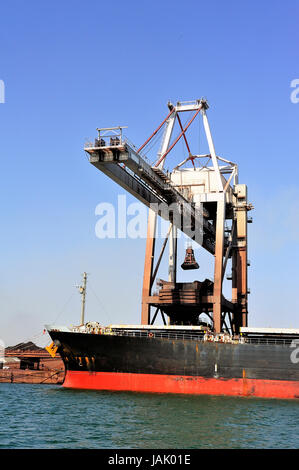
[0,341,65,384]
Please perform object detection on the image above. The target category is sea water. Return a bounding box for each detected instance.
[0,383,298,449]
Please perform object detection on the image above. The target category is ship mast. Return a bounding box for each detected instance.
[78,272,87,325]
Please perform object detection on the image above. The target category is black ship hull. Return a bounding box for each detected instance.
[48,329,299,399]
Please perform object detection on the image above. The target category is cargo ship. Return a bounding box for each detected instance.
[46,100,299,399]
[46,322,299,399]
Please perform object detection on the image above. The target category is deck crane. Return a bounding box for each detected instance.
[84,99,253,335]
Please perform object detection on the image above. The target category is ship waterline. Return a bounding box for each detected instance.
[63,371,299,399]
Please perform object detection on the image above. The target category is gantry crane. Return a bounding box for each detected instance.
[84,99,253,335]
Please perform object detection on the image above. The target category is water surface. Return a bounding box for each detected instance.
[1,384,298,448]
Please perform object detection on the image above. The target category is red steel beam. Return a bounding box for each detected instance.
[176,114,195,168]
[176,113,191,154]
[155,105,202,168]
[137,107,175,154]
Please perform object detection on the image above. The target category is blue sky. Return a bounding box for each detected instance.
[0,0,298,346]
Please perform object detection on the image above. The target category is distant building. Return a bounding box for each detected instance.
[0,341,64,384]
[0,357,20,369]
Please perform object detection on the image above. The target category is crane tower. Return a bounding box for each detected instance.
[84,99,253,335]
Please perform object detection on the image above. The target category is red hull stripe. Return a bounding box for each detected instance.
[63,371,299,399]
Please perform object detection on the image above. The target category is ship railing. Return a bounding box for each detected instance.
[109,330,298,345]
[111,329,205,341]
[242,337,297,346]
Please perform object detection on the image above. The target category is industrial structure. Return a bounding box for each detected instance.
[46,99,299,399]
[84,99,253,335]
[0,342,64,384]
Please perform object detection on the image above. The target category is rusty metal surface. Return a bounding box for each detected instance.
[0,369,64,384]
